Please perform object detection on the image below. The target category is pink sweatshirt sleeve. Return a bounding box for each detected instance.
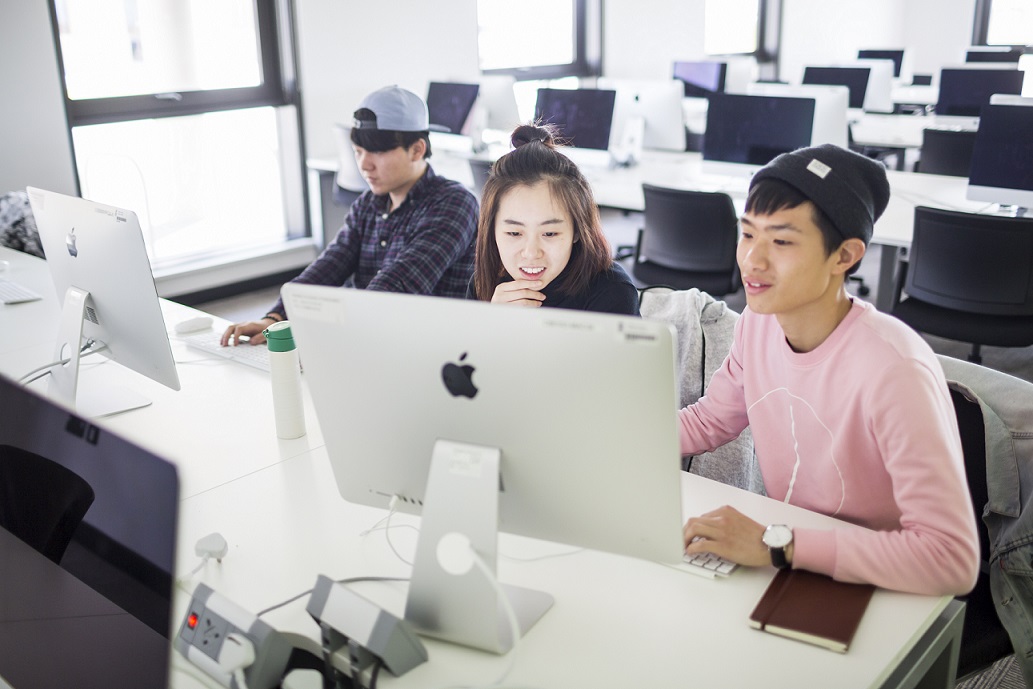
[793,358,979,596]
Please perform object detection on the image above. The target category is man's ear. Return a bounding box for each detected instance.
[409,138,427,161]
[833,238,866,275]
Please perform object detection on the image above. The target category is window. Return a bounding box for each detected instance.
[705,0,760,56]
[50,0,307,269]
[974,0,1033,46]
[704,0,779,69]
[476,0,601,80]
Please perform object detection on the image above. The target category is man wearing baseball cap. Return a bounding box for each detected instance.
[223,85,478,346]
[678,144,979,596]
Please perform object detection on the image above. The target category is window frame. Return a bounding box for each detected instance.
[972,0,1031,48]
[478,0,602,81]
[47,0,310,240]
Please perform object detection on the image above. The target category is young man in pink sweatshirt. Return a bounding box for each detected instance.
[680,144,979,596]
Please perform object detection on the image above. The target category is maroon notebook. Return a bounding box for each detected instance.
[748,569,875,653]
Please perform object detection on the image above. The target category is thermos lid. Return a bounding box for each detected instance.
[263,320,297,353]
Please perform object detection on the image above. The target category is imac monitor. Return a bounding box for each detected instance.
[426,81,480,135]
[26,187,180,417]
[702,93,815,174]
[0,373,179,689]
[534,87,617,151]
[802,66,871,110]
[966,46,1024,63]
[282,284,685,654]
[597,77,687,152]
[936,68,1025,116]
[746,82,849,149]
[858,49,906,78]
[966,97,1033,212]
[672,60,727,98]
[475,74,521,133]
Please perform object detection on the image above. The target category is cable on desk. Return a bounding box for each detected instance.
[18,340,107,385]
[255,576,410,618]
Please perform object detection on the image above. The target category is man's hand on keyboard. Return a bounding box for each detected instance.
[221,320,270,347]
[682,505,774,568]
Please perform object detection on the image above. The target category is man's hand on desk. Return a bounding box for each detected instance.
[221,320,272,347]
[683,505,793,568]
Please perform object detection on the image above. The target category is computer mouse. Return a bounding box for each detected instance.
[174,316,214,334]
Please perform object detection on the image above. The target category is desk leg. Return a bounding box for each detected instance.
[875,245,903,313]
[880,599,965,689]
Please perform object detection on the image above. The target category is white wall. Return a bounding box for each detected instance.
[0,3,77,196]
[902,0,976,77]
[294,0,481,160]
[779,0,904,83]
[603,0,706,79]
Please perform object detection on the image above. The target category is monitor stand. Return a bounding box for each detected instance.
[48,287,151,418]
[404,439,554,654]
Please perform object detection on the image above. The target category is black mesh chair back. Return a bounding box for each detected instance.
[916,128,977,177]
[631,184,740,295]
[0,444,95,563]
[891,206,1033,362]
[949,387,1014,677]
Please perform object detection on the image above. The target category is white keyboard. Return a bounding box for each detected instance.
[681,538,738,579]
[0,279,42,304]
[179,330,271,372]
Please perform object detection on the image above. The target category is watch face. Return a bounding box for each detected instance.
[763,524,793,548]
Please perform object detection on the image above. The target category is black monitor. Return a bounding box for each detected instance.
[672,61,727,98]
[426,81,480,135]
[858,49,905,78]
[702,93,815,171]
[966,47,1024,63]
[0,373,179,689]
[936,68,1025,117]
[967,99,1033,211]
[802,66,871,110]
[534,88,617,150]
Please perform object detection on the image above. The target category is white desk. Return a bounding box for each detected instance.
[0,245,964,689]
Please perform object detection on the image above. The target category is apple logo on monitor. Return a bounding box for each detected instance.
[441,352,478,399]
[66,227,78,257]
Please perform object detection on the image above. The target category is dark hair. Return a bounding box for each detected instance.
[473,123,612,300]
[350,109,432,159]
[744,178,863,276]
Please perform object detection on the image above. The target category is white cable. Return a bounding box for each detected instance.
[18,342,108,384]
[383,500,414,566]
[219,632,255,689]
[468,549,523,689]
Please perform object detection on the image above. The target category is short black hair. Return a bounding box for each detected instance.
[350,109,432,158]
[745,177,863,276]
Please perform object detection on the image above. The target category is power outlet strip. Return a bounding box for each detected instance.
[175,583,292,689]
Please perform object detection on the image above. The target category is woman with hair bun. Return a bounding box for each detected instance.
[469,123,639,315]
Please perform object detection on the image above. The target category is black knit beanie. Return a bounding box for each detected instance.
[749,144,891,245]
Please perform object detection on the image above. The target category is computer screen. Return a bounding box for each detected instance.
[534,88,617,151]
[936,68,1025,116]
[702,93,815,173]
[967,97,1033,210]
[282,284,684,653]
[966,47,1024,63]
[26,187,181,417]
[858,49,905,78]
[426,81,481,135]
[476,74,521,133]
[672,60,727,98]
[802,66,871,110]
[745,82,849,149]
[597,77,687,152]
[0,373,179,689]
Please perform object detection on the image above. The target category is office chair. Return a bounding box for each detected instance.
[618,184,740,297]
[0,444,95,563]
[948,384,1015,678]
[890,206,1033,364]
[915,128,977,177]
